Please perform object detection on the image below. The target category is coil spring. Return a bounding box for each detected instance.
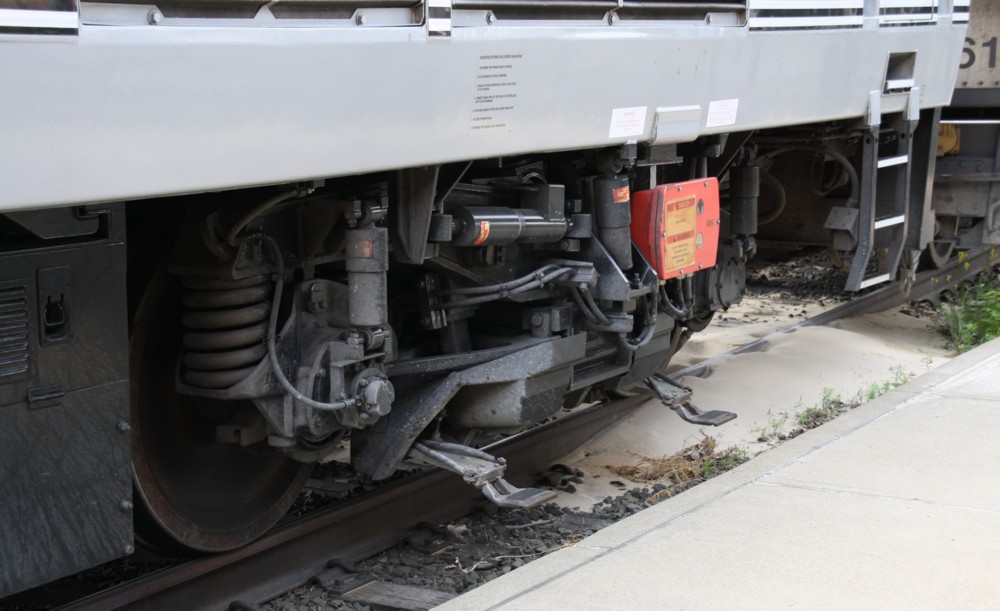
[181,275,271,389]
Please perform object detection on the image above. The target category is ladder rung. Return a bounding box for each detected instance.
[877,155,908,168]
[874,214,905,229]
[884,79,915,92]
[859,273,892,289]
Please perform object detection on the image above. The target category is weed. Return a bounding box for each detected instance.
[858,366,911,403]
[938,271,1000,352]
[753,409,789,442]
[720,446,750,467]
[791,387,848,431]
[610,437,751,505]
[789,368,911,436]
[700,457,713,479]
[863,380,892,401]
[795,405,831,429]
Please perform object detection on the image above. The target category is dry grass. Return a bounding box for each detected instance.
[609,437,716,483]
[608,436,748,505]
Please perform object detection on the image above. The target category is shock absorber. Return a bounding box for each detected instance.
[180,275,271,389]
[594,174,633,272]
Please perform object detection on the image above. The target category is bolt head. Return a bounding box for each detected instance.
[147,9,162,24]
[117,420,131,433]
[355,13,366,24]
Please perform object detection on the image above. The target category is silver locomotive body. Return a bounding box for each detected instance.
[0,0,968,598]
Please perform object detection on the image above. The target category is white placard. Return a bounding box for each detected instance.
[608,106,647,138]
[706,98,739,128]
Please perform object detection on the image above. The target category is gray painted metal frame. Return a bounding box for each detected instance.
[0,12,966,211]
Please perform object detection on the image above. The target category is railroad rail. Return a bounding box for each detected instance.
[675,248,999,380]
[40,247,999,611]
[61,394,651,611]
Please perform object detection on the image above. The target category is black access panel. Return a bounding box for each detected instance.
[0,204,132,598]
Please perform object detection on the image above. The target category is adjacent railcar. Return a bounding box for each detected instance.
[0,0,967,598]
[930,1,1000,263]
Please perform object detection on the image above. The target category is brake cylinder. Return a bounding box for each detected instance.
[729,165,759,236]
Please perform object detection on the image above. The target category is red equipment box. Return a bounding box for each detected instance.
[630,178,720,280]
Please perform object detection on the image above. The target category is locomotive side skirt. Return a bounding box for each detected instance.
[0,4,965,211]
[0,206,131,595]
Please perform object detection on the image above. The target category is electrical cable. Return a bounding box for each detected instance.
[259,234,358,412]
[570,286,597,322]
[438,264,563,296]
[619,280,658,352]
[757,144,859,208]
[439,267,573,309]
[809,150,849,197]
[659,277,690,319]
[224,190,358,411]
[757,167,787,226]
[578,286,610,325]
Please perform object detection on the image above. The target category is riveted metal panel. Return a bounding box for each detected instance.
[0,207,130,598]
[0,382,132,598]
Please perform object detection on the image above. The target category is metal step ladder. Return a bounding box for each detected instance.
[646,373,737,427]
[407,439,556,509]
[842,88,921,291]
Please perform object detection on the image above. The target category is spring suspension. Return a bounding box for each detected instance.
[181,275,271,389]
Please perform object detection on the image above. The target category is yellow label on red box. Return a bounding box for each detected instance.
[663,195,697,274]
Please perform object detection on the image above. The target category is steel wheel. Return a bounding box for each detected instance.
[130,269,310,553]
[921,215,957,270]
[921,240,955,270]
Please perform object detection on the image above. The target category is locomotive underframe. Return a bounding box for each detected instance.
[0,0,972,601]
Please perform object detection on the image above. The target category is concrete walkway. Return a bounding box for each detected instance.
[439,338,1000,610]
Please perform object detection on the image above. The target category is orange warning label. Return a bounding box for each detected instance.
[473,220,491,246]
[663,196,697,274]
[612,186,631,204]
